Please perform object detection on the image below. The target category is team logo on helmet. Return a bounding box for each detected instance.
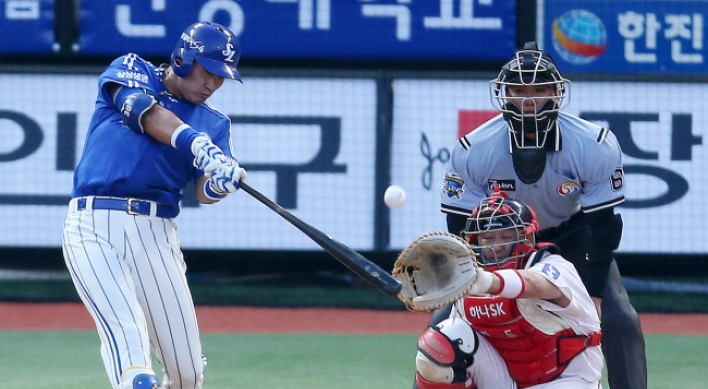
[180,33,205,53]
[557,182,580,196]
[222,43,236,63]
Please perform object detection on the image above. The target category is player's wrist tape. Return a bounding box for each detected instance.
[171,124,200,152]
[491,269,525,299]
[203,180,227,200]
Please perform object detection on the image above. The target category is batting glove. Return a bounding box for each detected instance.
[191,133,226,176]
[204,163,247,200]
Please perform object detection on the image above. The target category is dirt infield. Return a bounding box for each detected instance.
[0,302,705,334]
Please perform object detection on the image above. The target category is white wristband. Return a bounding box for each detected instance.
[492,269,525,299]
[170,123,192,148]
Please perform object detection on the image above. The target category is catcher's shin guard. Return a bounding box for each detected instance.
[132,374,160,389]
[415,319,478,388]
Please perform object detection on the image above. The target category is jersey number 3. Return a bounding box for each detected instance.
[541,263,561,280]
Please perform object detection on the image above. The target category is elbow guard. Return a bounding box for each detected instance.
[115,87,157,134]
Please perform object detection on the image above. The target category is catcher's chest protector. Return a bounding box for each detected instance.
[462,296,598,388]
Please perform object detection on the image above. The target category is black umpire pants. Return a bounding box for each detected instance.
[421,213,648,389]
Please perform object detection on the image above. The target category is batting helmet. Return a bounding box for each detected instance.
[463,189,539,270]
[171,22,242,82]
[489,42,569,150]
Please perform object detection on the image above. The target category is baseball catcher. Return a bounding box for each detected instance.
[397,190,603,389]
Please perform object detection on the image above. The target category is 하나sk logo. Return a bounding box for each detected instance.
[557,182,580,196]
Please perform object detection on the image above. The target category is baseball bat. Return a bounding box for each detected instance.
[239,182,402,296]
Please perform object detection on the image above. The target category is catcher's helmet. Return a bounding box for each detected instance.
[489,42,569,150]
[463,189,539,270]
[171,22,242,82]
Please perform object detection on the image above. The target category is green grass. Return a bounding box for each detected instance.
[205,333,417,389]
[0,331,704,389]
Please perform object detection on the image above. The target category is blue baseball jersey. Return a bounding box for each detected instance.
[440,112,625,230]
[72,53,235,216]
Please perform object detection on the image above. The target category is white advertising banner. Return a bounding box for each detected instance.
[390,79,707,254]
[2,73,706,254]
[0,74,378,250]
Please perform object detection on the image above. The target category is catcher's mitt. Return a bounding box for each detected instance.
[393,231,478,311]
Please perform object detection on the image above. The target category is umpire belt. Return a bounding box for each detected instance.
[74,196,172,218]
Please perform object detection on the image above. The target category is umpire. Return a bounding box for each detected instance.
[431,42,647,389]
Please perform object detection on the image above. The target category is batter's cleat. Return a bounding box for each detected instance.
[132,373,160,389]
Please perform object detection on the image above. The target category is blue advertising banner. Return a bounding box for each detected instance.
[540,0,708,74]
[78,0,516,61]
[0,0,54,53]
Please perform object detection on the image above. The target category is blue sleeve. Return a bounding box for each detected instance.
[97,54,158,104]
[209,118,235,160]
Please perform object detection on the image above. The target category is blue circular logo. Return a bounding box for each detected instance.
[551,10,607,65]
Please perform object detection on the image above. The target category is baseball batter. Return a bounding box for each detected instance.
[433,42,647,389]
[415,192,603,389]
[61,22,245,389]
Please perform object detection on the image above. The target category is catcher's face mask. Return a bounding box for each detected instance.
[463,190,539,270]
[474,227,532,270]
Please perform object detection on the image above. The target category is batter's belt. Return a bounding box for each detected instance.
[74,196,173,218]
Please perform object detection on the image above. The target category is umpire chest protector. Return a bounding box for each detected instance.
[511,147,547,185]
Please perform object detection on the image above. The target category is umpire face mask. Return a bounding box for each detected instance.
[503,102,559,150]
[500,87,563,185]
[490,43,570,153]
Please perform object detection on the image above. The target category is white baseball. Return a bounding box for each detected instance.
[384,185,407,208]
